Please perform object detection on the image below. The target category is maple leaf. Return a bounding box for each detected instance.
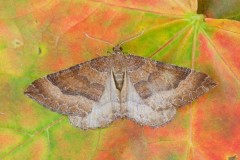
[0,0,239,159]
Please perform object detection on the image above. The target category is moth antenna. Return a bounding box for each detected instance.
[118,30,144,46]
[84,32,114,47]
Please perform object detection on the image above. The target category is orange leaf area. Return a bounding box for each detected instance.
[0,0,240,159]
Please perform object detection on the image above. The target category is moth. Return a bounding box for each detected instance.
[24,42,216,130]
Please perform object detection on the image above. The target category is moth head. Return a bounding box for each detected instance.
[113,45,123,54]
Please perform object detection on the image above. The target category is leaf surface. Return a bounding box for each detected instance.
[0,0,239,159]
[197,0,240,20]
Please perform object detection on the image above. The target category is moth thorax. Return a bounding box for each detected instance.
[113,71,124,90]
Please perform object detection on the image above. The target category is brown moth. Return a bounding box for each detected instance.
[24,45,216,130]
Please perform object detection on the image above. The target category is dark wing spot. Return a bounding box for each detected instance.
[151,62,192,91]
[47,73,105,102]
[134,81,152,99]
